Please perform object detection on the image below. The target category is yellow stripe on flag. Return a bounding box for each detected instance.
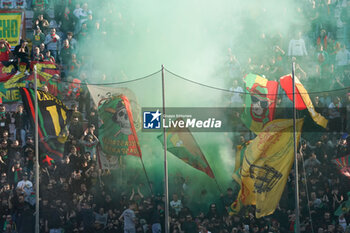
[230,118,303,218]
[295,77,328,128]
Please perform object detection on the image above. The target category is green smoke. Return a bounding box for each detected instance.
[79,0,333,212]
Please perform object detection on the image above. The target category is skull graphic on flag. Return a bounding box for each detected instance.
[241,74,279,133]
[98,95,141,157]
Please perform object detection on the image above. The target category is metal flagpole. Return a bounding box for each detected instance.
[292,62,300,233]
[161,65,169,233]
[34,65,40,233]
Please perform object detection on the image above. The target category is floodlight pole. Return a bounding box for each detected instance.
[34,65,40,233]
[161,65,169,233]
[292,62,300,233]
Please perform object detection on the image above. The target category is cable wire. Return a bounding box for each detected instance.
[61,69,162,85]
[164,68,350,95]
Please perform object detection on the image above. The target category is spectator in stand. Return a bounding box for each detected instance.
[66,31,78,53]
[228,79,243,107]
[288,31,308,58]
[59,7,75,35]
[13,39,30,74]
[0,0,14,9]
[66,78,81,100]
[87,107,99,130]
[70,104,83,122]
[317,29,328,50]
[43,50,55,63]
[335,44,350,76]
[78,75,90,115]
[315,44,329,79]
[73,3,92,35]
[119,201,136,233]
[304,151,321,176]
[328,96,343,133]
[79,128,98,160]
[32,27,45,53]
[38,42,46,55]
[32,46,44,61]
[13,104,28,148]
[60,39,72,74]
[44,28,60,61]
[68,53,81,76]
[170,194,183,216]
[33,14,49,33]
[15,0,26,8]
[0,105,11,135]
[32,0,48,18]
[68,117,83,140]
[0,39,11,62]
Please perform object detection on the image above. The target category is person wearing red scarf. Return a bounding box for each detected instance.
[0,39,11,62]
[317,29,328,51]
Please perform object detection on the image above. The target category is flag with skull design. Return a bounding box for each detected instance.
[98,95,142,157]
[241,74,279,134]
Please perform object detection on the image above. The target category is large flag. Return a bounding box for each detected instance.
[0,10,25,47]
[98,95,141,157]
[97,145,119,170]
[230,118,303,218]
[157,122,215,178]
[0,61,60,102]
[20,88,69,159]
[333,155,350,178]
[279,74,328,128]
[87,85,141,130]
[232,141,250,185]
[241,74,279,133]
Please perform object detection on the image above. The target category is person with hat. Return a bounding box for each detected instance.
[16,171,33,205]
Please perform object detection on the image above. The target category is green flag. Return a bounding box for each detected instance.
[158,123,214,178]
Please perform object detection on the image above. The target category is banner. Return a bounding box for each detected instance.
[157,119,215,178]
[0,61,60,102]
[0,10,25,47]
[87,85,141,130]
[333,155,350,178]
[280,74,328,128]
[230,119,303,218]
[97,145,119,170]
[98,95,141,157]
[20,88,69,159]
[241,74,279,133]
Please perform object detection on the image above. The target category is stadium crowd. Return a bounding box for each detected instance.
[0,0,349,232]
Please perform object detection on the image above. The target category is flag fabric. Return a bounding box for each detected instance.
[333,155,350,178]
[97,145,119,170]
[87,85,141,130]
[230,118,303,218]
[0,61,60,102]
[20,88,69,159]
[279,74,328,128]
[98,95,141,157]
[157,121,215,178]
[335,193,350,216]
[241,74,279,133]
[42,155,54,166]
[232,141,250,185]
